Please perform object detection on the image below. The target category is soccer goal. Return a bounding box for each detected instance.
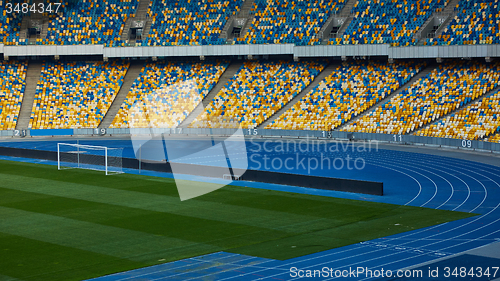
[57,143,124,175]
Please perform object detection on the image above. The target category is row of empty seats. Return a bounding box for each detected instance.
[138,0,242,46]
[426,0,500,45]
[190,60,326,128]
[0,61,27,130]
[416,89,500,139]
[236,0,346,45]
[40,0,138,46]
[486,133,500,143]
[267,60,424,131]
[0,11,23,45]
[2,0,499,46]
[330,0,447,46]
[111,60,228,128]
[29,61,129,129]
[343,61,500,135]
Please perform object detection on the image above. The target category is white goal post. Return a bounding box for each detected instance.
[57,143,124,175]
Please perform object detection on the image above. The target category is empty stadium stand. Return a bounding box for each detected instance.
[190,60,326,129]
[258,63,338,128]
[110,60,228,128]
[343,60,500,135]
[426,0,500,45]
[415,87,500,139]
[138,0,243,46]
[0,11,24,45]
[179,61,243,128]
[29,61,129,129]
[329,0,448,46]
[266,60,424,131]
[1,0,498,47]
[237,0,346,45]
[336,64,436,131]
[487,133,500,143]
[0,61,27,130]
[99,62,144,128]
[41,0,138,46]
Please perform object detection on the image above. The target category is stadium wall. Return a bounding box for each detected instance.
[0,145,384,196]
[2,128,500,152]
[2,44,500,59]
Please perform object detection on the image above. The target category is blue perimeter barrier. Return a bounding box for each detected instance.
[1,127,500,152]
[29,129,74,136]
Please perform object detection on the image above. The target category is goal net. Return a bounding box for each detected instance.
[57,143,123,175]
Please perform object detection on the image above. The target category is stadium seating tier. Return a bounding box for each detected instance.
[426,0,500,45]
[0,61,27,130]
[416,88,500,140]
[0,0,499,46]
[343,61,500,135]
[487,133,500,143]
[190,60,326,129]
[237,0,346,46]
[29,61,129,129]
[0,10,24,45]
[267,60,424,131]
[41,0,138,46]
[139,0,243,46]
[329,0,448,46]
[110,60,228,128]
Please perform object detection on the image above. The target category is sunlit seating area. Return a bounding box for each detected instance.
[236,0,345,46]
[40,0,138,46]
[426,0,500,45]
[140,0,242,46]
[110,60,228,128]
[343,61,500,135]
[266,60,424,131]
[29,61,129,129]
[190,60,326,129]
[486,133,500,143]
[330,0,447,46]
[416,90,500,140]
[0,61,27,130]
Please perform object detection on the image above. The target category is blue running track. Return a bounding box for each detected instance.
[1,137,499,280]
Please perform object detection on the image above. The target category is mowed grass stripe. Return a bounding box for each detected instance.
[0,188,296,250]
[0,274,23,281]
[0,172,341,232]
[0,232,143,281]
[0,206,217,262]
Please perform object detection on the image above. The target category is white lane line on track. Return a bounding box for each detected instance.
[311,159,498,281]
[368,161,439,207]
[152,257,280,281]
[193,150,489,281]
[344,166,500,281]
[418,159,489,213]
[355,205,500,281]
[248,159,495,280]
[106,252,242,281]
[110,145,500,281]
[211,159,447,281]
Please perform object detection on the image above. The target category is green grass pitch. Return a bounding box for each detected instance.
[0,160,476,281]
